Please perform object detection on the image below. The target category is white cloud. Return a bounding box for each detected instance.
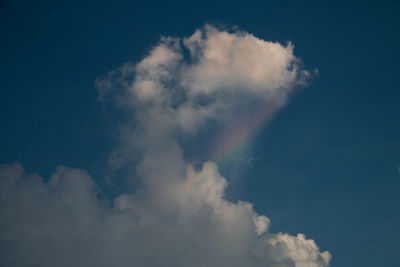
[182,25,301,95]
[97,25,309,135]
[0,161,329,267]
[0,25,330,266]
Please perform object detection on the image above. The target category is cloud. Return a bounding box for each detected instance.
[0,25,330,266]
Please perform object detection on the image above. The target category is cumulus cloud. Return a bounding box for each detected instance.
[0,25,330,266]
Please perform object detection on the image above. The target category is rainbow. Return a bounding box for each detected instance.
[208,100,282,166]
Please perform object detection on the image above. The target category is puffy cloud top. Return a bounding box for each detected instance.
[183,25,300,94]
[97,25,309,134]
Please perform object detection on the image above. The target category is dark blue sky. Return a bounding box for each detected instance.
[1,0,400,266]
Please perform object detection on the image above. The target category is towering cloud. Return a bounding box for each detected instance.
[0,25,330,266]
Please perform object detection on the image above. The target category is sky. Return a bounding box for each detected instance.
[0,0,400,266]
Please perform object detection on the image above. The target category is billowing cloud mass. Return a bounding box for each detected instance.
[0,25,330,266]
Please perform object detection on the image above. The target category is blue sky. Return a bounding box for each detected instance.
[1,0,400,266]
